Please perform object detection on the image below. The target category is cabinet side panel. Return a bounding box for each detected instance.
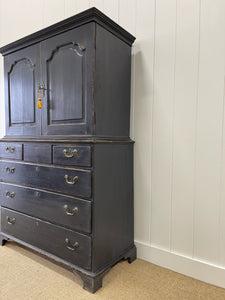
[94,25,132,138]
[92,143,134,272]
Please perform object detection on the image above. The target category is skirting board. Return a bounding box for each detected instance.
[135,240,225,289]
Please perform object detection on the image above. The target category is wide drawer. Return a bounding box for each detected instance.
[0,183,91,233]
[24,144,52,164]
[0,161,91,198]
[53,145,91,167]
[0,143,22,160]
[1,207,91,270]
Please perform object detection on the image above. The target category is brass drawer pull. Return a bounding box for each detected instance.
[5,146,15,153]
[64,175,78,185]
[64,204,78,216]
[6,191,15,198]
[7,216,16,225]
[6,167,15,173]
[63,149,78,158]
[65,238,79,251]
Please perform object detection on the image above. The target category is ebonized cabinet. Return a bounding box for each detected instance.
[0,7,136,293]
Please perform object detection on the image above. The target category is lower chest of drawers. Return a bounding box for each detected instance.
[0,141,93,270]
[0,140,135,289]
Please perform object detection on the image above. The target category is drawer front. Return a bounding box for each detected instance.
[1,208,91,270]
[0,143,22,160]
[24,144,52,164]
[53,145,91,167]
[0,183,91,233]
[0,161,91,198]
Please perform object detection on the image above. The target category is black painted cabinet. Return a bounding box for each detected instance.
[0,8,136,293]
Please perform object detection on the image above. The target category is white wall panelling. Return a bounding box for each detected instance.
[171,0,199,256]
[133,0,155,244]
[0,0,225,289]
[150,0,177,250]
[194,0,225,265]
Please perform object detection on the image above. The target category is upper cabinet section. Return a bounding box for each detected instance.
[0,8,135,139]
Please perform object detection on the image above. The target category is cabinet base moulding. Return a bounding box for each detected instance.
[0,232,136,293]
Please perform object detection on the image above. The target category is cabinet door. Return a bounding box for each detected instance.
[41,23,94,136]
[4,44,41,136]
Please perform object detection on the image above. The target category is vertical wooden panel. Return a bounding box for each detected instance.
[194,0,225,264]
[43,0,65,27]
[76,0,90,13]
[216,1,225,266]
[220,79,225,266]
[0,0,44,44]
[102,0,119,23]
[132,0,155,243]
[150,0,176,249]
[65,0,77,18]
[118,0,136,36]
[89,0,104,10]
[171,0,200,256]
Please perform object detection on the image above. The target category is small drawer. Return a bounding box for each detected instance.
[53,145,91,167]
[0,143,22,160]
[0,183,91,233]
[24,144,51,164]
[1,207,91,270]
[0,161,91,199]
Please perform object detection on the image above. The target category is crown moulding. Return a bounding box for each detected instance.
[0,7,136,56]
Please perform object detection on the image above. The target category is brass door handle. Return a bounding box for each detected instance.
[6,191,15,198]
[6,167,15,173]
[7,216,16,225]
[64,175,78,185]
[65,238,79,251]
[5,146,15,153]
[63,149,78,158]
[64,204,78,216]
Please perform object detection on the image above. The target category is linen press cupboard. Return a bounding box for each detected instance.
[0,7,136,293]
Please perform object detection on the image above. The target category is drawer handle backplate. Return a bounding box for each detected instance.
[64,204,78,216]
[63,149,78,158]
[64,175,78,185]
[7,216,16,225]
[5,146,15,153]
[6,167,15,174]
[6,191,15,198]
[65,238,79,251]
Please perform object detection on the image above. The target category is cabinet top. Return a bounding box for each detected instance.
[0,7,136,56]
